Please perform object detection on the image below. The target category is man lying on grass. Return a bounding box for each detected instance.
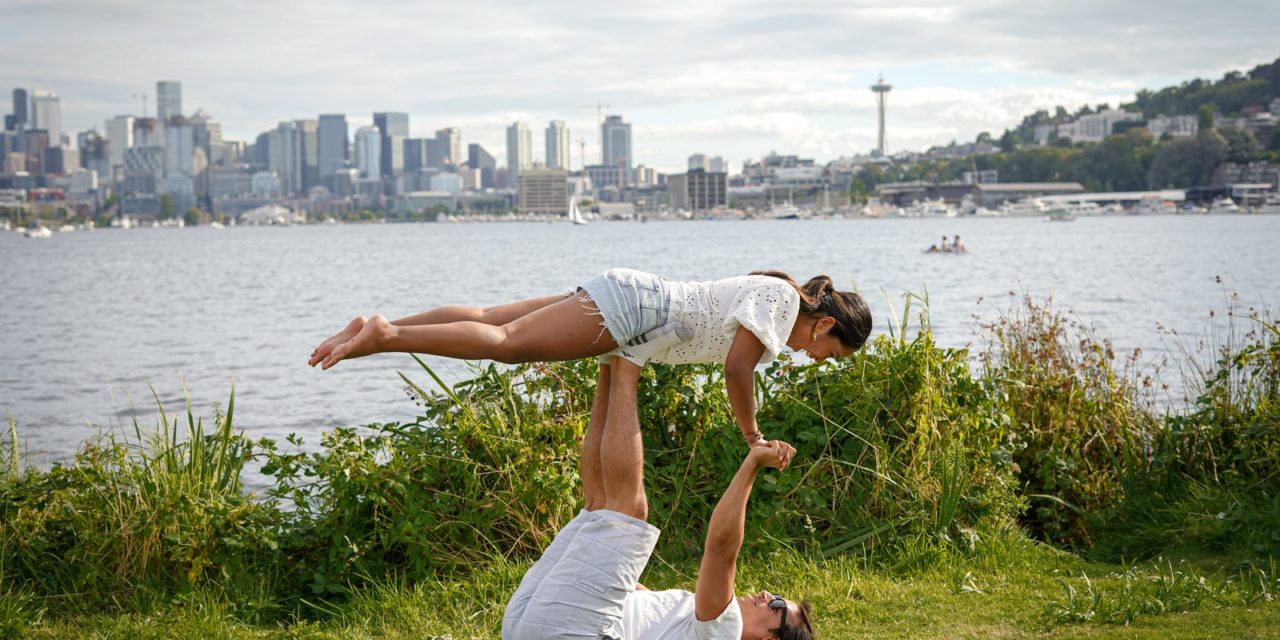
[502,357,816,640]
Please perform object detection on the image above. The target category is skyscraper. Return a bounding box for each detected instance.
[354,126,381,179]
[164,116,194,177]
[506,121,532,181]
[435,127,460,168]
[268,121,300,195]
[317,114,349,177]
[190,109,222,168]
[105,115,134,175]
[601,115,632,176]
[11,88,29,130]
[468,143,496,189]
[372,112,408,178]
[157,81,182,124]
[546,120,569,169]
[30,91,61,145]
[295,119,318,190]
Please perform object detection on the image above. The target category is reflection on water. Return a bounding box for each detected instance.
[2,216,1277,466]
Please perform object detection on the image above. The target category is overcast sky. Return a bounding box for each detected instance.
[3,0,1278,173]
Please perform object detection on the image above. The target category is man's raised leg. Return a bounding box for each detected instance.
[582,362,611,512]
[600,357,646,521]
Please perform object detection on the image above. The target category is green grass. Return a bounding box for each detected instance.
[19,544,1280,639]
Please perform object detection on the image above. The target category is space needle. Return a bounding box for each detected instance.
[871,74,892,156]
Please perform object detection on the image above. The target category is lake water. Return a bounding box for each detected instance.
[2,215,1277,466]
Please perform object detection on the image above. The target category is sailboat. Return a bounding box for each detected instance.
[569,198,589,225]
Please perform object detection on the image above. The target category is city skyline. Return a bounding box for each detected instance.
[2,1,1279,173]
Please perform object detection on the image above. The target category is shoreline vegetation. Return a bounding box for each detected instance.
[2,293,1277,638]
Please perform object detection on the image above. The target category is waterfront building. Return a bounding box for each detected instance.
[546,120,570,169]
[373,112,408,178]
[436,127,461,168]
[30,91,61,146]
[156,81,182,124]
[668,168,727,211]
[506,121,533,181]
[601,115,632,175]
[392,191,455,214]
[354,126,381,179]
[105,115,134,175]
[430,171,462,194]
[11,88,29,130]
[688,153,708,171]
[517,168,569,214]
[1148,115,1198,138]
[209,167,253,199]
[585,164,623,193]
[317,114,348,178]
[251,171,281,198]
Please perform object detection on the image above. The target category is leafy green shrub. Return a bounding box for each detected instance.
[1092,301,1280,560]
[263,359,590,595]
[978,295,1157,549]
[0,389,284,615]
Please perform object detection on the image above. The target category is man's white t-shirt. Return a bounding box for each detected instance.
[621,589,742,639]
[654,275,802,366]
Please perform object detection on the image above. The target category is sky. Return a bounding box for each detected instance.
[2,0,1279,174]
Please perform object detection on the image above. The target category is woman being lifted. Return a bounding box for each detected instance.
[310,268,872,448]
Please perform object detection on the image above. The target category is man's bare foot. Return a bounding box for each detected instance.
[321,314,393,369]
[309,316,366,367]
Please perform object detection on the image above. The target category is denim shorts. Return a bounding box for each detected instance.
[578,268,671,346]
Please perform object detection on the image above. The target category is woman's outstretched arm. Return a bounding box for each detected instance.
[724,326,768,448]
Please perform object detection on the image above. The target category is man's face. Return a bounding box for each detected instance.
[737,590,796,640]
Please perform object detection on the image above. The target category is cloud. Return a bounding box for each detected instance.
[1,0,1276,171]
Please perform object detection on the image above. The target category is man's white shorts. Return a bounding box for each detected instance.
[503,509,660,640]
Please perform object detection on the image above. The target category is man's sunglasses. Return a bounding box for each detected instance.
[769,594,788,628]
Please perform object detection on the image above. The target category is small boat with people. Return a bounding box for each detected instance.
[24,225,53,238]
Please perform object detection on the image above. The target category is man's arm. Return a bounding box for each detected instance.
[693,441,795,621]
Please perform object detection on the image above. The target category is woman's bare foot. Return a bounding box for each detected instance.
[321,314,393,369]
[309,316,367,367]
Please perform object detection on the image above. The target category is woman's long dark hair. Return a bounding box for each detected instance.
[751,270,872,351]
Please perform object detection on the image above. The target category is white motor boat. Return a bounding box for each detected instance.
[1208,197,1241,214]
[1129,198,1173,215]
[24,225,53,238]
[907,198,957,218]
[1000,198,1048,217]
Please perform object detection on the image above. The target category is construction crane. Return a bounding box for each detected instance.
[576,102,612,165]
